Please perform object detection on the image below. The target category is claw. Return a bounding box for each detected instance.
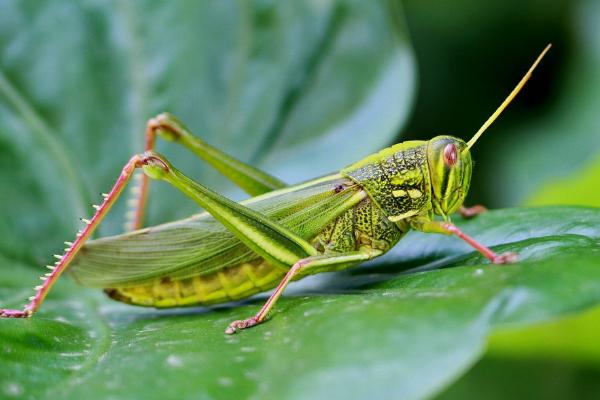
[492,252,518,264]
[225,316,260,335]
[0,309,31,318]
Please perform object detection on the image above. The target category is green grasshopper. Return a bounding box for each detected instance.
[0,45,550,334]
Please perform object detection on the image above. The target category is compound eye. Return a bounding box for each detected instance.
[443,143,458,166]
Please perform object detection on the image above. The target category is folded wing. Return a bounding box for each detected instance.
[70,174,361,288]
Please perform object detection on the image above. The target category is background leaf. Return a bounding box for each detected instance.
[437,306,600,400]
[491,0,600,207]
[0,0,414,261]
[401,0,600,209]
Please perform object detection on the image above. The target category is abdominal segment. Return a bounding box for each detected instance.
[104,259,285,307]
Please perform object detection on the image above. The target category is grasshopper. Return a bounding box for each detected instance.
[0,45,550,334]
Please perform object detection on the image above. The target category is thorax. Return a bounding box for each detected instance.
[340,141,432,223]
[311,196,407,256]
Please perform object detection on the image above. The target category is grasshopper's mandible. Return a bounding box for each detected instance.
[0,45,551,334]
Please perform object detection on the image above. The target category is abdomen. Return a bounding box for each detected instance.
[104,259,285,307]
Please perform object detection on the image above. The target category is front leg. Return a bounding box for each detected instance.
[126,113,289,231]
[411,218,517,264]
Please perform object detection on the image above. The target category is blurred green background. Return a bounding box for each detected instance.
[0,0,599,399]
[403,0,599,209]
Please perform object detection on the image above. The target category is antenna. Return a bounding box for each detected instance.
[466,44,552,151]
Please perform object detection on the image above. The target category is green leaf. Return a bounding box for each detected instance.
[435,357,600,400]
[2,207,600,400]
[487,304,600,365]
[436,306,600,400]
[439,293,600,400]
[527,155,600,207]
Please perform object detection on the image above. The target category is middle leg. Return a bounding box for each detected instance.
[127,113,288,231]
[410,217,517,264]
[225,250,378,334]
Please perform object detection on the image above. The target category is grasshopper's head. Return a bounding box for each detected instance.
[427,136,472,217]
[426,45,552,218]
